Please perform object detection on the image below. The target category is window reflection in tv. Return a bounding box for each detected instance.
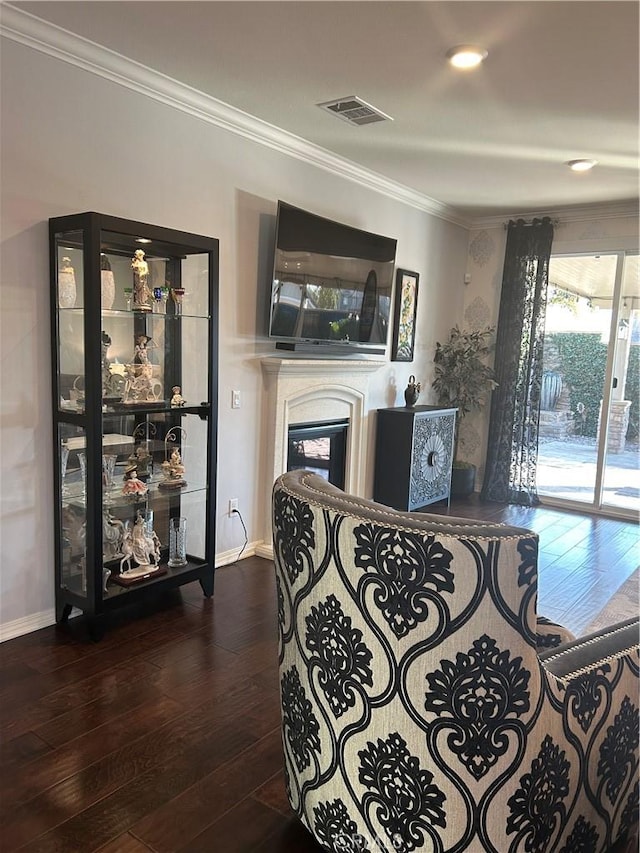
[269,202,397,350]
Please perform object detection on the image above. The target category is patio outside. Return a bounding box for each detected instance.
[537,435,640,515]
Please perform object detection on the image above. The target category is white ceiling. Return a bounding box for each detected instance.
[9,1,640,219]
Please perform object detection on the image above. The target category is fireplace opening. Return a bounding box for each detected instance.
[287,419,349,489]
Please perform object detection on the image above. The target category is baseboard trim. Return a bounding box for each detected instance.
[1,543,273,642]
[0,609,57,643]
[215,540,263,567]
[254,542,274,560]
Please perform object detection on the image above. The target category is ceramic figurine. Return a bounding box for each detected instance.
[133,334,154,365]
[123,362,159,404]
[119,512,161,576]
[159,447,187,490]
[131,249,152,311]
[159,427,188,490]
[127,444,152,479]
[170,386,186,407]
[100,330,125,400]
[121,463,149,500]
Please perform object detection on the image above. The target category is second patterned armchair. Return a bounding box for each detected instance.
[272,470,639,853]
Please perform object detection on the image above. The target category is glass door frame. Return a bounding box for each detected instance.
[538,244,638,521]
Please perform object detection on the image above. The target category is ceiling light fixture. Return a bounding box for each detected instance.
[566,159,598,172]
[446,45,488,69]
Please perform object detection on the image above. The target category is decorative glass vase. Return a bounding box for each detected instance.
[77,451,87,495]
[60,443,70,496]
[100,254,115,309]
[102,454,117,504]
[58,257,76,308]
[142,509,154,537]
[168,517,187,567]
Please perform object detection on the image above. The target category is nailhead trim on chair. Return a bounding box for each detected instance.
[278,471,532,544]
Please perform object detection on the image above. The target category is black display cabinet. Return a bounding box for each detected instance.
[373,406,457,511]
[50,212,218,637]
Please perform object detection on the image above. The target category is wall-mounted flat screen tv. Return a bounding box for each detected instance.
[269,201,397,354]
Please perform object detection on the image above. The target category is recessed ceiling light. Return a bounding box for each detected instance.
[446,45,488,69]
[567,159,598,172]
[136,237,152,244]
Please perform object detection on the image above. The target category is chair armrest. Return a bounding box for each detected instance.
[539,617,639,683]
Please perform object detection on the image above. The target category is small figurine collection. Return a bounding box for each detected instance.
[95,249,189,408]
[64,248,193,589]
[95,423,189,586]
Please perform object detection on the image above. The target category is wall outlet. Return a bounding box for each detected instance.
[228,498,239,516]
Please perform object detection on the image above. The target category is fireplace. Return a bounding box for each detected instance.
[259,357,383,556]
[288,419,349,489]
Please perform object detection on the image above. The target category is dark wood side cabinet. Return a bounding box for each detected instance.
[50,212,219,637]
[373,406,457,511]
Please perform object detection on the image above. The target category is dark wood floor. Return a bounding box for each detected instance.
[1,498,638,852]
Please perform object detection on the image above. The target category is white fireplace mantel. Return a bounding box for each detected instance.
[257,357,384,556]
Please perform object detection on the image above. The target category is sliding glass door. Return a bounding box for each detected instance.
[537,252,639,518]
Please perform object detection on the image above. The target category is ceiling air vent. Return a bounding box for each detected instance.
[317,96,392,126]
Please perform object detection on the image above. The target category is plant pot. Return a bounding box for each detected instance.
[451,464,476,498]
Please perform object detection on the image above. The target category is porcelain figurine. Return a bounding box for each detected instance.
[133,334,154,365]
[119,512,161,576]
[159,447,187,490]
[131,249,152,311]
[121,463,149,500]
[170,386,186,407]
[127,443,153,479]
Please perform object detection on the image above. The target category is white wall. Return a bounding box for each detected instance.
[0,38,470,634]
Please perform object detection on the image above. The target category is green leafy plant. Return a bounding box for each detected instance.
[432,326,498,462]
[547,332,639,441]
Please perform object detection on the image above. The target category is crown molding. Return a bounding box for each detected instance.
[0,4,470,229]
[470,199,639,231]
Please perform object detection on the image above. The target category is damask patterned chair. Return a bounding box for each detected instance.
[272,470,639,853]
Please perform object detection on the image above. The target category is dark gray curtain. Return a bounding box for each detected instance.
[481,217,554,505]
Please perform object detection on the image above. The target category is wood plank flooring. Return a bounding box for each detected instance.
[1,498,638,852]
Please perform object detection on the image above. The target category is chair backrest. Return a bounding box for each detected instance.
[273,471,640,853]
[272,469,639,853]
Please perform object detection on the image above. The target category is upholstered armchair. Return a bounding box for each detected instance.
[272,470,639,853]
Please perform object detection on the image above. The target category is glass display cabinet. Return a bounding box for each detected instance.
[50,212,218,637]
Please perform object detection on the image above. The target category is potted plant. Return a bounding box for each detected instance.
[432,326,498,497]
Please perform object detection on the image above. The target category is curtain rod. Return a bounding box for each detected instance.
[503,217,561,229]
